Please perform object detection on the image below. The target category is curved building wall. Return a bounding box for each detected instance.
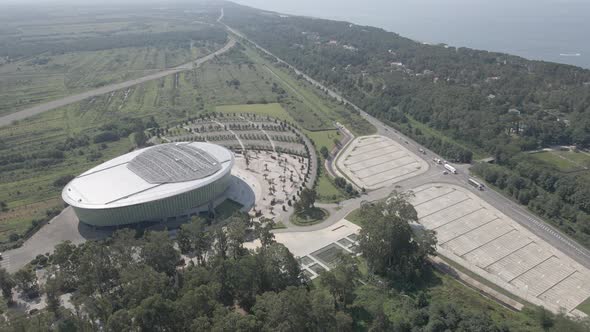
[73,171,232,227]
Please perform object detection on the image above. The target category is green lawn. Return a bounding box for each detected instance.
[575,297,590,316]
[530,150,590,173]
[216,103,294,123]
[344,208,363,226]
[317,174,347,203]
[307,130,340,151]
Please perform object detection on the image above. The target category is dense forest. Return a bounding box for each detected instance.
[222,2,590,247]
[2,194,585,331]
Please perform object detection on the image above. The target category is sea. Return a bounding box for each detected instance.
[234,0,590,69]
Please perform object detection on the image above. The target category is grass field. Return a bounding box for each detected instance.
[0,4,226,116]
[530,150,590,173]
[575,297,590,315]
[216,103,294,123]
[0,45,218,116]
[344,208,363,226]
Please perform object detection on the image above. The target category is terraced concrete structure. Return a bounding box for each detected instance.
[411,183,590,314]
[63,142,234,226]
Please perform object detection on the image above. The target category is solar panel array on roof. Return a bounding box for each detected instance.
[127,144,222,184]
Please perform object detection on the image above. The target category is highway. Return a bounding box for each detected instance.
[219,15,590,269]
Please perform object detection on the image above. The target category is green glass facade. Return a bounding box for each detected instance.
[73,172,232,227]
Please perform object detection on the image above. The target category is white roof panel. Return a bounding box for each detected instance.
[62,142,234,209]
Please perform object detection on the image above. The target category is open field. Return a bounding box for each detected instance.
[530,149,590,173]
[0,45,217,116]
[0,4,227,116]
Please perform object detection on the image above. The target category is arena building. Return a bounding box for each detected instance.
[62,142,234,227]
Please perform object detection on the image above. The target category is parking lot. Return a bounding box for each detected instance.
[336,135,428,190]
[410,183,590,314]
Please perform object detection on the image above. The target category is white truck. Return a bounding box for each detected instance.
[444,163,457,174]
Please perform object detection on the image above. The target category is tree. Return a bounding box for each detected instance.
[255,218,276,248]
[0,268,15,302]
[210,310,259,331]
[256,243,302,292]
[44,277,62,316]
[214,229,228,260]
[357,192,437,285]
[295,188,316,213]
[51,241,81,292]
[141,231,180,276]
[132,294,180,331]
[227,221,248,259]
[319,253,360,308]
[253,287,349,331]
[14,267,39,299]
[119,265,169,309]
[107,309,133,332]
[320,146,330,159]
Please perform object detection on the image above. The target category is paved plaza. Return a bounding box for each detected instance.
[410,183,590,315]
[336,135,428,190]
[234,151,308,221]
[245,219,360,279]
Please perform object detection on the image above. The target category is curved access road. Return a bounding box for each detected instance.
[0,37,236,128]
